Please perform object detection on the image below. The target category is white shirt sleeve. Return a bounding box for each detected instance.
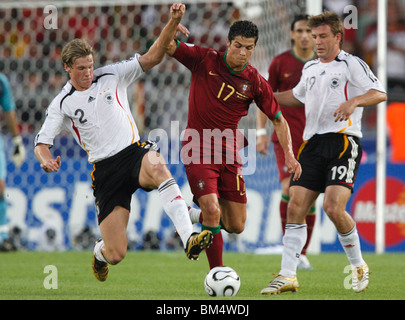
[34,99,66,147]
[347,56,386,94]
[96,53,144,87]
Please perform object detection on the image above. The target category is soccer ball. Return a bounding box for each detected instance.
[204,266,241,297]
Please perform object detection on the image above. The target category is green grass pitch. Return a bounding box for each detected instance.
[0,250,404,300]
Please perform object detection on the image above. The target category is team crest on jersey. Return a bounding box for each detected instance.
[329,77,340,89]
[103,92,114,104]
[239,81,251,94]
[197,179,206,191]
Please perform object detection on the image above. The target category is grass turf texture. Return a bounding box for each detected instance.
[0,251,404,300]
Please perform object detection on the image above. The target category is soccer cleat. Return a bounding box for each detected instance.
[352,264,369,293]
[185,230,213,260]
[260,274,299,295]
[92,239,109,282]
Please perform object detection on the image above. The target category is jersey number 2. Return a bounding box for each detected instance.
[75,109,88,124]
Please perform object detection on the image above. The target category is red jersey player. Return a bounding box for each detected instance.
[256,15,316,270]
[166,20,301,270]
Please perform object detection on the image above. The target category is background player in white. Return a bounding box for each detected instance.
[261,11,387,295]
[0,73,25,251]
[34,3,212,282]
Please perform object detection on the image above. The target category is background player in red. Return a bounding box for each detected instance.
[166,20,302,270]
[256,15,316,270]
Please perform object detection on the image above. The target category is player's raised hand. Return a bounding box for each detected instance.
[170,3,186,22]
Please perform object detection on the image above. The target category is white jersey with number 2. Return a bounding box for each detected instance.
[35,54,144,163]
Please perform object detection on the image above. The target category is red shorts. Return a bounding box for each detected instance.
[185,163,247,205]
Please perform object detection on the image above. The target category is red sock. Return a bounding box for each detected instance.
[205,231,223,269]
[280,198,288,235]
[302,213,316,255]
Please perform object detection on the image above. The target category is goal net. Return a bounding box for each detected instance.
[0,0,306,251]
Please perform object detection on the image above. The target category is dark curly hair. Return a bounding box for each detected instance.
[227,20,259,44]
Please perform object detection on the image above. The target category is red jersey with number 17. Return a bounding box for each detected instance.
[172,41,281,164]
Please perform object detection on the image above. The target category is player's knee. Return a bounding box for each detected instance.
[323,201,342,222]
[286,199,302,220]
[202,202,221,223]
[226,222,245,234]
[146,161,171,186]
[223,216,246,234]
[152,163,170,179]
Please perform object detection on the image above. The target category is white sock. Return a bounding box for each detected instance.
[189,206,202,224]
[158,178,193,248]
[338,225,366,267]
[94,240,108,263]
[280,224,307,278]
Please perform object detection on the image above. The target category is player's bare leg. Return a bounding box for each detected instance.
[187,198,246,267]
[139,151,212,260]
[218,199,246,234]
[323,185,354,233]
[188,198,246,233]
[324,185,368,292]
[92,206,129,281]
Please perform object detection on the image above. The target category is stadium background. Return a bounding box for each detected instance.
[1,0,404,252]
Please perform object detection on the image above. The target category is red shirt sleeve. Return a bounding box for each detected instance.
[254,72,281,120]
[172,41,209,72]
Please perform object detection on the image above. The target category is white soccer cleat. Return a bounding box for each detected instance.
[352,264,369,293]
[260,274,299,295]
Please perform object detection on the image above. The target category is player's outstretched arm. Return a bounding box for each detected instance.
[139,3,186,71]
[272,114,302,181]
[333,89,387,122]
[274,90,302,107]
[34,143,61,173]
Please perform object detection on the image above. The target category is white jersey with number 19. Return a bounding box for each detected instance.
[292,50,386,141]
[35,54,144,163]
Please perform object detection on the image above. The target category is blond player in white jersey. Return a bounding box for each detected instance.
[261,11,387,295]
[34,3,213,283]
